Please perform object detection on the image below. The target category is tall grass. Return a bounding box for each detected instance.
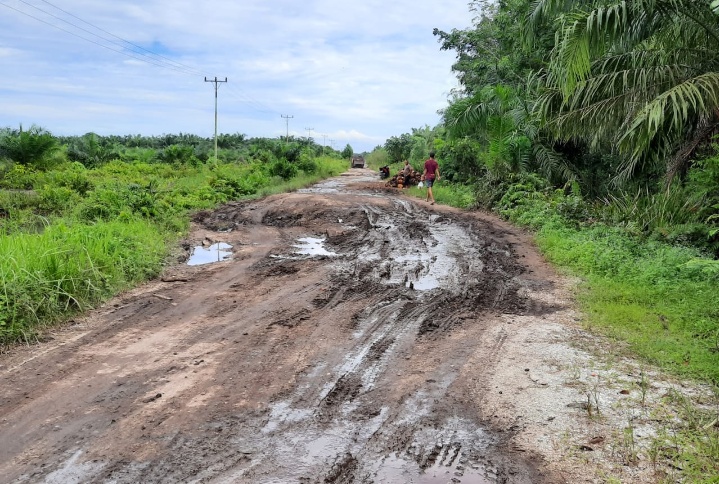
[0,220,164,342]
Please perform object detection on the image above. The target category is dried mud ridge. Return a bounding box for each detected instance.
[0,173,563,483]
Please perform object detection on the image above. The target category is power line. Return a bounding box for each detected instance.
[36,0,206,77]
[0,1,303,131]
[223,86,279,116]
[1,1,283,116]
[0,1,197,76]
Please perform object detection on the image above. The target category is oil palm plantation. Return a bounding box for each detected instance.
[529,0,719,184]
[444,84,575,183]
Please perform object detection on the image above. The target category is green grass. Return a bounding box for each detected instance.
[0,219,165,342]
[0,155,348,344]
[405,181,475,209]
[504,194,719,383]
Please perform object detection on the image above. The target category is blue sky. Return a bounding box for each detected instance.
[0,0,473,152]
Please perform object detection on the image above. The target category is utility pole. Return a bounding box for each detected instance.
[305,127,314,144]
[281,114,293,142]
[329,139,335,151]
[205,76,227,162]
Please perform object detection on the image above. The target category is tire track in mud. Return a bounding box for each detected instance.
[223,194,554,482]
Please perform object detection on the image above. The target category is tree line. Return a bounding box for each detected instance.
[380,0,719,257]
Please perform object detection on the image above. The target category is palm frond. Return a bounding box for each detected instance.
[533,142,577,182]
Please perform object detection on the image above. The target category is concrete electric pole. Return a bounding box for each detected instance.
[305,127,314,143]
[204,76,227,162]
[281,115,293,142]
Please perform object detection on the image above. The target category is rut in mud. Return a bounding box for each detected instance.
[0,171,562,483]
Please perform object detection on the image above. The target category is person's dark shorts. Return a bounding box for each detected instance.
[425,178,434,188]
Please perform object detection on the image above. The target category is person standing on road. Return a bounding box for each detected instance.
[423,152,440,205]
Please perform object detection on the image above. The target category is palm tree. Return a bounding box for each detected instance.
[0,125,59,169]
[529,0,719,184]
[444,84,575,182]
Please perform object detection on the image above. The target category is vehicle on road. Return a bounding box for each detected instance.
[351,155,365,168]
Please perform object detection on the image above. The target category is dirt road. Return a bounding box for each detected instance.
[0,170,600,482]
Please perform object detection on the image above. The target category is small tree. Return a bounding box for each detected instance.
[384,134,412,163]
[0,125,60,169]
[341,143,353,159]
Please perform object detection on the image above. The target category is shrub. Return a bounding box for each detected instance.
[37,185,81,214]
[0,163,36,189]
[269,158,298,180]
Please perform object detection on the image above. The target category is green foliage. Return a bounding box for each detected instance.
[296,149,318,174]
[341,143,353,159]
[498,184,719,382]
[384,134,413,163]
[37,185,81,214]
[434,0,551,92]
[269,158,298,180]
[157,144,199,167]
[0,219,165,342]
[66,133,118,168]
[0,125,60,170]
[437,137,484,183]
[0,131,349,344]
[119,147,157,164]
[364,147,390,169]
[0,163,37,189]
[406,181,476,209]
[529,0,719,184]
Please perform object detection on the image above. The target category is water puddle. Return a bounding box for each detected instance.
[293,237,337,256]
[297,179,343,194]
[375,453,492,483]
[187,242,233,266]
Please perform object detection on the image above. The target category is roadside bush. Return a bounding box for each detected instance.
[364,148,389,169]
[269,158,298,180]
[437,138,485,183]
[38,165,94,195]
[74,181,160,222]
[296,150,318,174]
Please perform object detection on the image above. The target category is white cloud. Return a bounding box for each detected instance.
[0,0,472,151]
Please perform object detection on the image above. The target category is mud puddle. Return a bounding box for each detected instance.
[187,241,233,265]
[293,236,337,256]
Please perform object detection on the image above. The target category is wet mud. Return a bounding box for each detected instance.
[0,170,562,483]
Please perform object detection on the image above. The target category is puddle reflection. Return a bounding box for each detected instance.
[187,242,233,266]
[293,237,337,256]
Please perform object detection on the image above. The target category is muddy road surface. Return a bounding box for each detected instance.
[0,170,570,483]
